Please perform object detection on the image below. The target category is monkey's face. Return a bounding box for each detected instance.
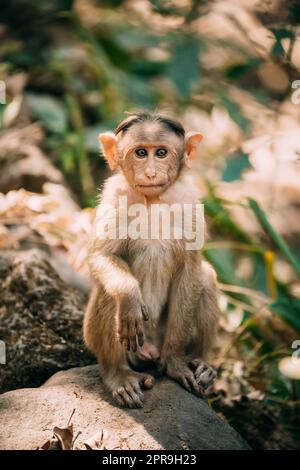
[117,122,184,197]
[99,114,202,199]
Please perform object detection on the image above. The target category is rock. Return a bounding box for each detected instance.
[0,250,94,393]
[0,365,250,450]
[50,254,91,296]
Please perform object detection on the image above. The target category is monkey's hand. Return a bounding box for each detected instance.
[117,294,149,352]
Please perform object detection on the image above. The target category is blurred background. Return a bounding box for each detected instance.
[0,0,300,449]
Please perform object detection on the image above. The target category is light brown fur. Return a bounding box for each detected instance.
[83,112,219,408]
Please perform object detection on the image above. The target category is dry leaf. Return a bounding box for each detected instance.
[83,430,108,450]
[53,424,74,450]
[40,438,61,450]
[39,409,76,450]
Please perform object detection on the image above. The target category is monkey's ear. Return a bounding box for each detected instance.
[184,132,203,168]
[98,132,118,170]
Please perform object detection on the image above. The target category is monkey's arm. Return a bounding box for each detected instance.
[89,177,148,351]
[89,239,138,296]
[89,236,148,352]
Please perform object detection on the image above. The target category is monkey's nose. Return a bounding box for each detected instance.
[145,167,156,178]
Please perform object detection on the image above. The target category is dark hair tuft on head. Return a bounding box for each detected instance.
[158,116,185,137]
[115,111,185,137]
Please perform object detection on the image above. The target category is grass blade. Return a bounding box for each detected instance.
[249,198,300,278]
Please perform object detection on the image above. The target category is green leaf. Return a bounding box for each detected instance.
[26,93,67,134]
[204,247,252,307]
[270,28,294,60]
[222,151,251,182]
[149,0,183,16]
[167,34,200,99]
[219,93,250,133]
[204,247,240,285]
[84,124,112,153]
[113,29,160,53]
[225,58,262,79]
[271,39,285,59]
[122,74,159,107]
[249,199,300,278]
[251,252,269,295]
[270,297,300,332]
[270,28,295,40]
[204,195,252,244]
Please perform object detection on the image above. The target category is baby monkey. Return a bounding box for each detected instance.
[83,112,219,408]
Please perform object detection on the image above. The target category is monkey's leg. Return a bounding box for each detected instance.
[160,259,219,396]
[83,286,154,408]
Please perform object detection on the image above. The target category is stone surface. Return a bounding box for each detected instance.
[0,250,94,393]
[0,365,250,450]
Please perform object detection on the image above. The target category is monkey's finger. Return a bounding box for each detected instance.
[129,335,138,352]
[117,387,142,409]
[189,358,200,371]
[131,382,144,397]
[196,367,216,389]
[141,304,149,321]
[141,375,155,389]
[179,376,191,392]
[124,385,144,407]
[135,321,144,347]
[112,391,127,408]
[186,373,202,397]
[127,318,138,351]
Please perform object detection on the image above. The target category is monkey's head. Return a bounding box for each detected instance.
[99,112,202,198]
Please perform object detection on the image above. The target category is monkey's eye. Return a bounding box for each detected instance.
[155,148,167,158]
[135,148,148,158]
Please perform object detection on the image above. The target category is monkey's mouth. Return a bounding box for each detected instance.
[136,184,166,189]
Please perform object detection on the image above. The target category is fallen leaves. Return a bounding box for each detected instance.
[39,410,108,450]
[83,430,108,450]
[53,425,74,450]
[40,425,74,450]
[39,424,74,450]
[0,186,93,277]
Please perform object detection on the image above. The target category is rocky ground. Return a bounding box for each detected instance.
[0,249,251,450]
[0,249,94,393]
[0,365,250,450]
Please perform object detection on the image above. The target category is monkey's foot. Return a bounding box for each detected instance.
[110,370,154,409]
[164,357,216,396]
[189,358,217,391]
[164,357,202,396]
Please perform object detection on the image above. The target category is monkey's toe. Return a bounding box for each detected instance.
[166,359,202,396]
[111,372,154,408]
[192,360,217,390]
[112,385,144,408]
[142,374,155,389]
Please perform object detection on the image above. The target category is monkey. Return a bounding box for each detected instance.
[83,111,219,408]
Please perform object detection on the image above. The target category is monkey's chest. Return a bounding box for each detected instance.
[128,240,182,324]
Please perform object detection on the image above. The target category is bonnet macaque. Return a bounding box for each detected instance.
[83,112,219,408]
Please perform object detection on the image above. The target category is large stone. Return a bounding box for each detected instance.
[0,250,94,393]
[0,365,250,450]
